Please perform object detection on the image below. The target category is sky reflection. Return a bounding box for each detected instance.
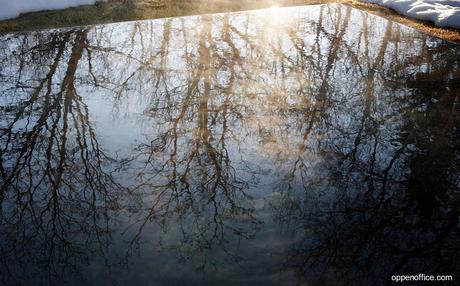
[0,4,459,286]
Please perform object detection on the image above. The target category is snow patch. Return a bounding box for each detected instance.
[0,0,108,21]
[363,0,460,28]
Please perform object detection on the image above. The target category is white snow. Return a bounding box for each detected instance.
[0,1,458,30]
[363,0,460,28]
[0,0,107,21]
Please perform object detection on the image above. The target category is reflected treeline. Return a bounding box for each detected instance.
[0,29,128,284]
[264,6,460,286]
[0,4,458,285]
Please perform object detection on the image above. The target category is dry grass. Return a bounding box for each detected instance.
[0,0,458,42]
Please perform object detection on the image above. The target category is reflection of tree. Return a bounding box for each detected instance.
[264,5,460,286]
[127,16,262,267]
[0,29,126,285]
[0,3,458,285]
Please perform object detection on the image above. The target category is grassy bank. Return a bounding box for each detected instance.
[0,0,459,42]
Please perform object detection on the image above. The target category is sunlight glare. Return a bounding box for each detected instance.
[257,5,290,28]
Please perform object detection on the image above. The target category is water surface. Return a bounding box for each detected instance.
[0,4,459,285]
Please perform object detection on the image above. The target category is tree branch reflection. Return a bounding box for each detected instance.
[0,4,458,285]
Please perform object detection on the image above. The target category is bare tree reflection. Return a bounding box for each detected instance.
[0,4,458,285]
[0,29,127,285]
[266,5,460,286]
[125,16,263,268]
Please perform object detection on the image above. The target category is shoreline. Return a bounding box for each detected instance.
[0,0,459,42]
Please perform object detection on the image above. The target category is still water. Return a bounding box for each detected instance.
[0,4,459,285]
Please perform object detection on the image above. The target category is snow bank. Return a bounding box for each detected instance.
[0,0,108,21]
[363,0,460,28]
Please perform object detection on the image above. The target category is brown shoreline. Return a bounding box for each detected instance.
[0,0,459,42]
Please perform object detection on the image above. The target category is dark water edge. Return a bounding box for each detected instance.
[0,4,459,286]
